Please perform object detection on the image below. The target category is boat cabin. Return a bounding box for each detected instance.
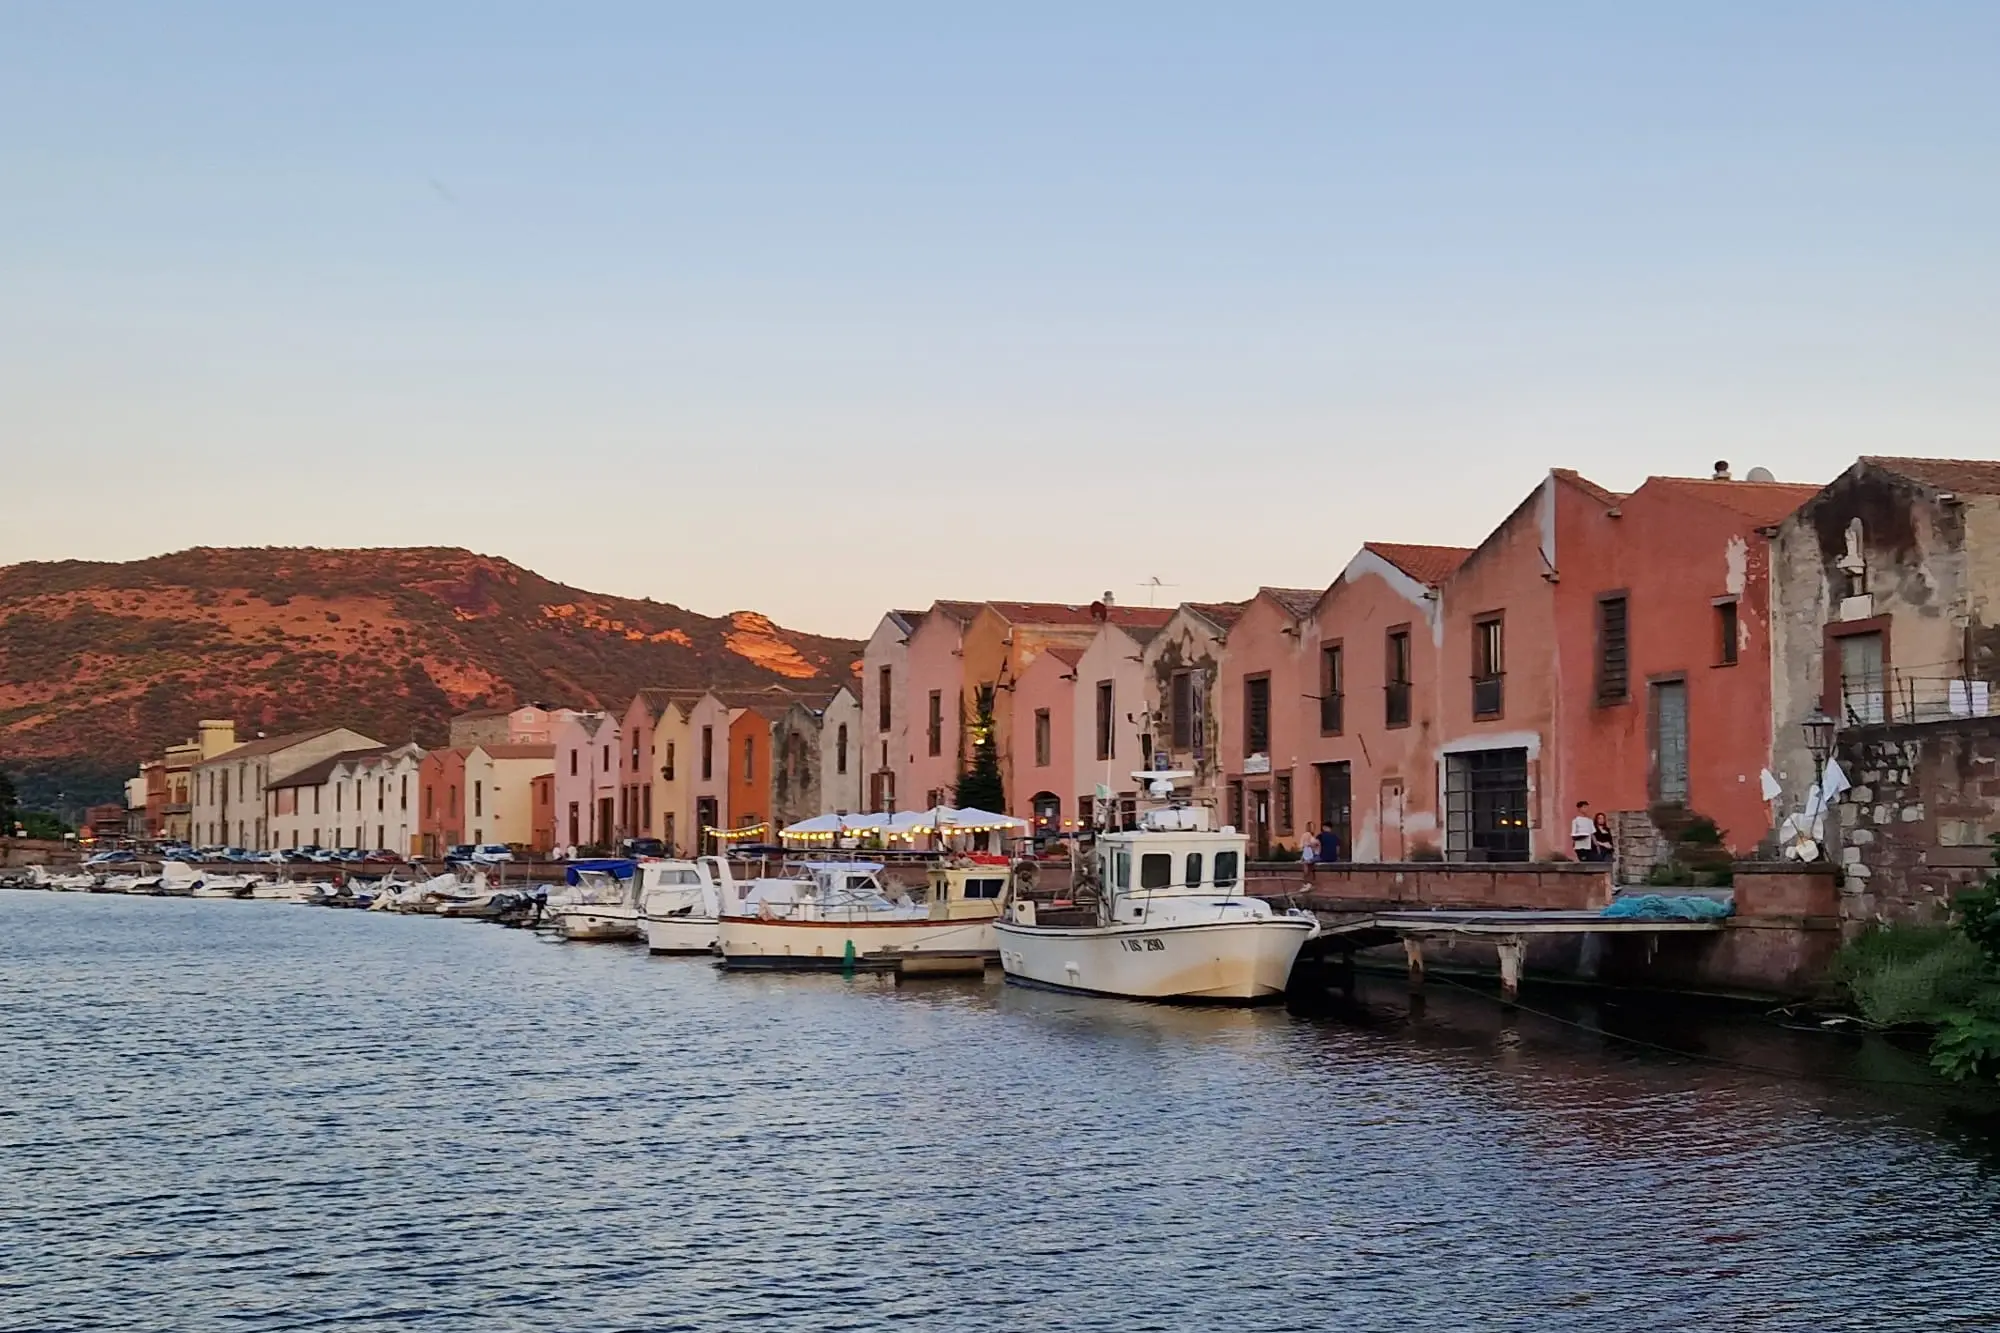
[917,862,1013,920]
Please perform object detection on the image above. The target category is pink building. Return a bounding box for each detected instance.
[902,601,982,811]
[551,710,619,851]
[1008,644,1080,838]
[1215,587,1322,858]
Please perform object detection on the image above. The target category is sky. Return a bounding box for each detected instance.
[4,3,1999,638]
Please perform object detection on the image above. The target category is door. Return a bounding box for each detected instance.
[1652,680,1690,804]
[1378,778,1405,861]
[1250,787,1271,859]
[597,796,614,847]
[1315,761,1352,861]
[1839,632,1886,725]
[695,797,719,855]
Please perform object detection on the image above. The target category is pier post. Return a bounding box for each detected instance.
[1403,936,1425,988]
[1496,936,1525,1005]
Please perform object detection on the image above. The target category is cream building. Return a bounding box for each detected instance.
[817,685,863,816]
[461,744,556,848]
[190,726,379,850]
[267,743,425,853]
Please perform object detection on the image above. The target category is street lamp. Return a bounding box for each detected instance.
[1802,706,1836,771]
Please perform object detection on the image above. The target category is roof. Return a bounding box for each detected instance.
[1551,468,1624,507]
[478,743,557,760]
[632,686,704,717]
[1181,601,1247,630]
[1361,542,1474,587]
[450,706,514,721]
[1042,645,1084,668]
[927,600,985,626]
[1640,476,1822,526]
[1863,456,2000,496]
[1259,587,1324,620]
[206,726,362,763]
[266,747,392,790]
[884,608,926,635]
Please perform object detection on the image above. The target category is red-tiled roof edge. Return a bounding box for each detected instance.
[1360,541,1475,587]
[1862,456,2000,497]
[1550,467,1624,507]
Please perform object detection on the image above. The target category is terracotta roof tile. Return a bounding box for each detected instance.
[265,747,393,790]
[1260,587,1324,620]
[1043,645,1085,667]
[1182,601,1247,629]
[1361,542,1474,587]
[1551,468,1624,507]
[207,726,367,762]
[478,743,557,760]
[1640,476,1822,526]
[1864,456,2000,496]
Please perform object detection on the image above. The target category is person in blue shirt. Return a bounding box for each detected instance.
[1316,824,1341,864]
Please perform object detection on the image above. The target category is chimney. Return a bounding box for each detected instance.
[1101,590,1115,607]
[1712,459,1732,481]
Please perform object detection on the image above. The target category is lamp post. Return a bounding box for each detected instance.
[1802,706,1836,772]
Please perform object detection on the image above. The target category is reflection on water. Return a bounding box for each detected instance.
[4,892,1999,1332]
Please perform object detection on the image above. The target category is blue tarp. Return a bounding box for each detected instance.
[1602,893,1734,921]
[564,858,637,886]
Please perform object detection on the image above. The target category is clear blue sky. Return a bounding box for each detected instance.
[5,2,1997,635]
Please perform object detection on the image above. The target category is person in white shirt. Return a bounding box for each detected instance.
[1571,801,1596,861]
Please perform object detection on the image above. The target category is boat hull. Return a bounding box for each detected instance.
[557,906,642,941]
[643,914,719,955]
[995,917,1313,1003]
[716,914,997,970]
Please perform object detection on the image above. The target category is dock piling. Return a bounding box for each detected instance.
[1496,936,1525,1005]
[1403,936,1425,988]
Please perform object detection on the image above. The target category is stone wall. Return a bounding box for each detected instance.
[1834,718,2000,928]
[1,838,79,868]
[1248,860,1614,912]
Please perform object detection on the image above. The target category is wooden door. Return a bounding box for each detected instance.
[1379,779,1405,861]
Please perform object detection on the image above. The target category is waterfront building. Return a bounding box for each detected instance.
[550,710,618,851]
[860,609,925,813]
[1070,611,1175,829]
[1139,601,1244,823]
[901,601,982,812]
[418,747,469,855]
[268,743,425,853]
[447,704,565,749]
[816,685,863,817]
[1215,588,1322,858]
[1008,644,1079,838]
[190,725,379,850]
[620,689,701,849]
[462,743,556,849]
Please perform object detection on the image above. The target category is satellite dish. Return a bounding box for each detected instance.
[1745,466,1776,483]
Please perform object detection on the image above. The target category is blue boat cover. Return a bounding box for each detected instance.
[564,858,637,885]
[1601,893,1734,921]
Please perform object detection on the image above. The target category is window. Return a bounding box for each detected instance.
[570,750,578,777]
[424,785,433,818]
[962,877,1006,900]
[1597,595,1629,703]
[1114,850,1131,890]
[743,736,754,782]
[878,666,893,732]
[1140,853,1172,889]
[1320,644,1344,734]
[1839,631,1886,725]
[1034,709,1051,767]
[377,777,385,811]
[335,784,342,813]
[1386,629,1412,727]
[642,785,652,831]
[662,741,675,781]
[1095,681,1115,761]
[1170,671,1195,750]
[701,727,714,780]
[834,725,848,774]
[601,744,609,772]
[474,781,483,817]
[1228,781,1244,830]
[400,775,408,811]
[1443,748,1530,862]
[1473,615,1504,718]
[1275,774,1293,836]
[1184,852,1204,887]
[1245,675,1270,755]
[1716,600,1739,666]
[927,691,943,757]
[448,784,457,813]
[1214,851,1240,888]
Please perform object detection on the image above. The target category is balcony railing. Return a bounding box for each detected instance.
[1473,674,1504,719]
[1840,671,2000,728]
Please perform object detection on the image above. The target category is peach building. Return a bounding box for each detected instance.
[620,689,701,848]
[902,601,982,811]
[551,710,618,851]
[1008,645,1080,837]
[1216,588,1321,857]
[1139,602,1243,818]
[1070,614,1175,828]
[861,609,925,813]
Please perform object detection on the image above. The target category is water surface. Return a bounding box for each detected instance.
[4,892,1998,1331]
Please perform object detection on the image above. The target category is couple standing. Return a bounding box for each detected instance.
[1570,801,1614,862]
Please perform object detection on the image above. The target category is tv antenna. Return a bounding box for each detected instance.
[1136,576,1179,606]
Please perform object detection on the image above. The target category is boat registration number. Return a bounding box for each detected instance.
[1120,937,1166,953]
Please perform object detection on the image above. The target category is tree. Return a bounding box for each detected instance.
[0,766,15,824]
[955,685,1005,812]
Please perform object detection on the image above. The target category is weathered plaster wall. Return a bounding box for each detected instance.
[1834,719,2000,928]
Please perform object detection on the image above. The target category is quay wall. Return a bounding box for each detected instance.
[1247,861,1614,913]
[1,839,79,869]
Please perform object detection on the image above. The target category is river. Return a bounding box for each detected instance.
[4,892,1998,1331]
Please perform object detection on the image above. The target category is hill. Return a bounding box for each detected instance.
[0,547,865,795]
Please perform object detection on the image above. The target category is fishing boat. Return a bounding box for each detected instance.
[639,856,750,954]
[714,859,1005,971]
[994,768,1317,1004]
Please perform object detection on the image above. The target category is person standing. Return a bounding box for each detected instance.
[1571,801,1596,861]
[1300,824,1319,882]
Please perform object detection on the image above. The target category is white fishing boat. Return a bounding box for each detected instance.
[639,856,750,954]
[33,866,97,892]
[715,860,1005,971]
[995,769,1317,1004]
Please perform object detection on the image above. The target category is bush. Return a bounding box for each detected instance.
[1832,924,1990,1027]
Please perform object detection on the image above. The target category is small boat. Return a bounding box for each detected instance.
[639,856,749,954]
[554,860,644,941]
[995,768,1317,1004]
[714,859,1006,971]
[247,877,297,900]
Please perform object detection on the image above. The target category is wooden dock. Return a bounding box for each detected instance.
[1306,909,1727,1002]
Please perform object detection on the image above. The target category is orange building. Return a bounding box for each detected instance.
[418,748,469,856]
[727,707,774,839]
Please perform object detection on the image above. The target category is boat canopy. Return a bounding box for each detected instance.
[564,858,637,885]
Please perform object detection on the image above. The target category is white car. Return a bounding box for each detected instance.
[469,844,515,865]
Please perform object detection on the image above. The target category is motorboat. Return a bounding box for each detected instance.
[31,866,97,892]
[994,769,1318,1004]
[714,859,1005,971]
[639,856,749,954]
[554,859,644,941]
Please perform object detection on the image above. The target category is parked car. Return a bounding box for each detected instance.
[444,844,477,865]
[83,850,137,867]
[362,849,401,864]
[307,849,339,864]
[469,844,515,865]
[621,837,667,859]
